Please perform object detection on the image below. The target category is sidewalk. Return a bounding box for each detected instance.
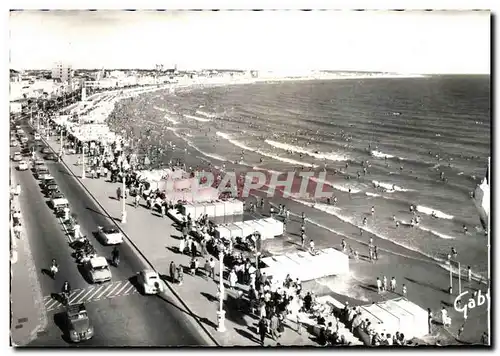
[10,168,47,346]
[47,138,317,346]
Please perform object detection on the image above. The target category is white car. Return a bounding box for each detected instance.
[84,256,112,283]
[97,226,124,245]
[18,161,29,171]
[10,139,18,147]
[12,152,22,162]
[34,133,41,141]
[137,270,164,295]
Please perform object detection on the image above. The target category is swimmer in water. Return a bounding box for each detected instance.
[463,225,468,234]
[371,206,375,215]
[363,217,367,225]
[431,211,437,218]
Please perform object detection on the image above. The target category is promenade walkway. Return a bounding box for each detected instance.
[46,137,317,346]
[10,165,47,346]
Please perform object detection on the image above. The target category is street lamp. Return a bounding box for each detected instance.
[59,128,64,161]
[217,251,226,332]
[121,176,127,224]
[81,145,86,180]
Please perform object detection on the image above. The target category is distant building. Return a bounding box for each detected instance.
[52,62,73,82]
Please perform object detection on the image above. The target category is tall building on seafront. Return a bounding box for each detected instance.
[52,62,73,82]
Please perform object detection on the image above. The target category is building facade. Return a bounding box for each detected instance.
[52,63,73,82]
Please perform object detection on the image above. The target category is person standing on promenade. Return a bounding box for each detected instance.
[402,284,407,297]
[134,193,140,208]
[467,266,472,282]
[374,246,378,260]
[258,317,268,346]
[427,308,433,335]
[382,276,388,292]
[390,277,397,292]
[341,239,347,253]
[169,261,176,283]
[376,277,382,294]
[300,231,306,249]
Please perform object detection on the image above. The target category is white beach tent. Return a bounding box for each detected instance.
[358,298,428,340]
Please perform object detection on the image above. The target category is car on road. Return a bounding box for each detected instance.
[44,153,58,161]
[16,129,24,136]
[65,303,94,343]
[41,177,56,188]
[19,136,29,144]
[34,133,41,141]
[51,194,69,209]
[10,138,18,147]
[12,152,22,162]
[137,270,164,295]
[41,146,52,154]
[17,160,29,171]
[83,256,112,283]
[34,159,45,167]
[35,165,49,178]
[96,226,124,245]
[44,183,59,195]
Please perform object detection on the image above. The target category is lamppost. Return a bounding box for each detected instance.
[121,176,127,223]
[59,128,64,161]
[81,145,86,180]
[448,258,461,295]
[217,250,226,332]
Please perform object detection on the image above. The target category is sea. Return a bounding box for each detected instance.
[108,75,491,280]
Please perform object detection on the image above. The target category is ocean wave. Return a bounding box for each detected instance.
[417,225,456,240]
[185,114,211,122]
[365,192,381,197]
[310,177,363,194]
[372,180,412,192]
[154,106,166,112]
[185,140,227,161]
[195,110,218,119]
[371,150,394,159]
[265,139,349,161]
[416,205,454,219]
[164,115,179,125]
[291,199,483,279]
[216,131,318,168]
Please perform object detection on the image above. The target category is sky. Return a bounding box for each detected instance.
[9,10,491,74]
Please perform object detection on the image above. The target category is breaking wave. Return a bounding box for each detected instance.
[416,205,454,220]
[265,139,349,161]
[195,110,218,119]
[372,180,412,192]
[185,114,211,122]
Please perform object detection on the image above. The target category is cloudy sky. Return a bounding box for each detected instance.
[9,10,490,73]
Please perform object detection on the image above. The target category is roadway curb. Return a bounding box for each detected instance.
[43,137,220,347]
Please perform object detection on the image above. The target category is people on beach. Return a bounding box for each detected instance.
[376,277,382,294]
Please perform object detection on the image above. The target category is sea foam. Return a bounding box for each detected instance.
[416,205,454,220]
[185,114,211,122]
[265,139,349,162]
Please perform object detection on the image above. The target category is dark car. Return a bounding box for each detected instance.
[42,178,56,188]
[65,303,94,343]
[44,184,59,195]
[41,147,52,154]
[44,153,57,161]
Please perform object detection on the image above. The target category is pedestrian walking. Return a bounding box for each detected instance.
[179,238,186,254]
[177,267,184,285]
[382,276,388,292]
[209,257,216,280]
[300,232,306,249]
[169,261,177,283]
[258,317,267,345]
[467,266,472,282]
[376,277,382,294]
[402,284,407,297]
[374,246,378,260]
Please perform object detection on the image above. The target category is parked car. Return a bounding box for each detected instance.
[34,133,41,141]
[65,303,94,343]
[12,152,22,162]
[51,194,69,209]
[41,147,52,154]
[10,138,18,147]
[83,257,112,283]
[44,183,59,196]
[44,153,58,161]
[17,161,29,171]
[96,226,124,245]
[137,270,163,295]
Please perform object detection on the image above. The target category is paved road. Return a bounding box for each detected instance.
[15,121,208,347]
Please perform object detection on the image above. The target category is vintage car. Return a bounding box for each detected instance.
[12,152,22,162]
[35,165,49,178]
[41,146,52,154]
[83,256,112,283]
[137,270,164,295]
[34,133,41,141]
[50,195,69,210]
[65,303,94,343]
[19,136,29,144]
[44,153,58,161]
[16,129,25,136]
[10,138,18,147]
[17,160,29,171]
[96,226,124,245]
[34,159,45,167]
